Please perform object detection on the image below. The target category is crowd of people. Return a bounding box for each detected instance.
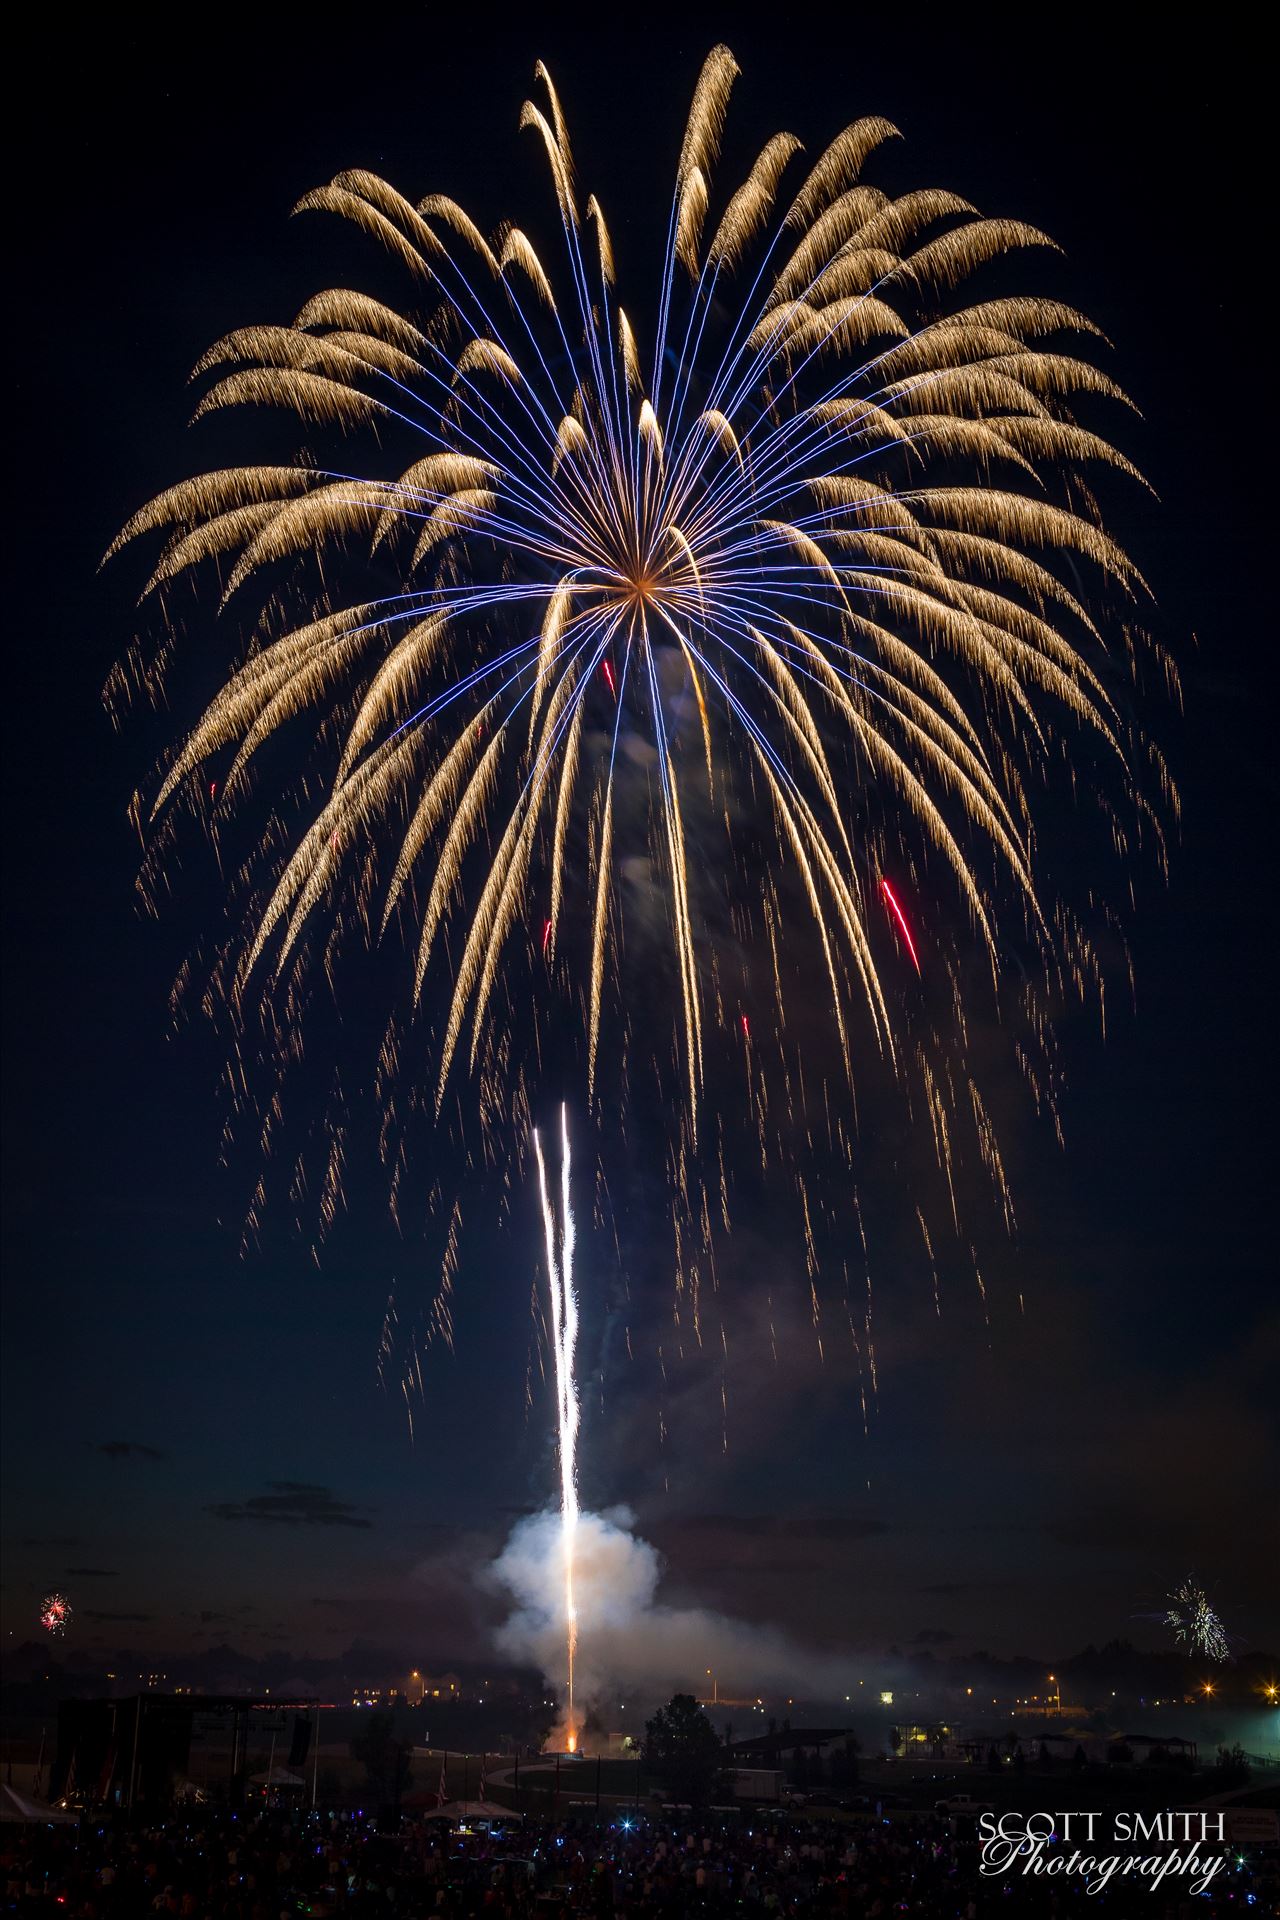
[2,1803,1275,1917]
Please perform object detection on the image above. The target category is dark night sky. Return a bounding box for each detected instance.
[3,11,1276,1680]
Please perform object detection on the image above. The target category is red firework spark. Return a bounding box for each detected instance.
[879,878,921,973]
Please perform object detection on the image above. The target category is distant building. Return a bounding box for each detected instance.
[1121,1732,1199,1763]
[729,1728,858,1763]
[424,1672,461,1701]
[376,1671,461,1706]
[891,1722,953,1759]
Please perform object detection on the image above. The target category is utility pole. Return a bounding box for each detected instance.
[128,1697,143,1810]
[229,1706,239,1806]
[310,1704,320,1809]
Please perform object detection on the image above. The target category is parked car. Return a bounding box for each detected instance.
[935,1792,994,1817]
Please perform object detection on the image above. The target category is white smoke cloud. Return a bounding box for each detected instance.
[489,1505,855,1714]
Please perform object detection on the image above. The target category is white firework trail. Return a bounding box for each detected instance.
[533,1103,580,1748]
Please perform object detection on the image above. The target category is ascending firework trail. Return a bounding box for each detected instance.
[532,1108,580,1749]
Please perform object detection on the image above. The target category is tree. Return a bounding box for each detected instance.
[349,1712,413,1810]
[643,1694,727,1808]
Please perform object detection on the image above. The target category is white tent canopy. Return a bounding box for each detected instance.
[418,1800,522,1824]
[0,1784,78,1825]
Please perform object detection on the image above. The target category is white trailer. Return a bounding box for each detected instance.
[728,1767,785,1802]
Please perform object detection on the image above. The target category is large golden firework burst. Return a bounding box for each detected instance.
[109,48,1175,1428]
